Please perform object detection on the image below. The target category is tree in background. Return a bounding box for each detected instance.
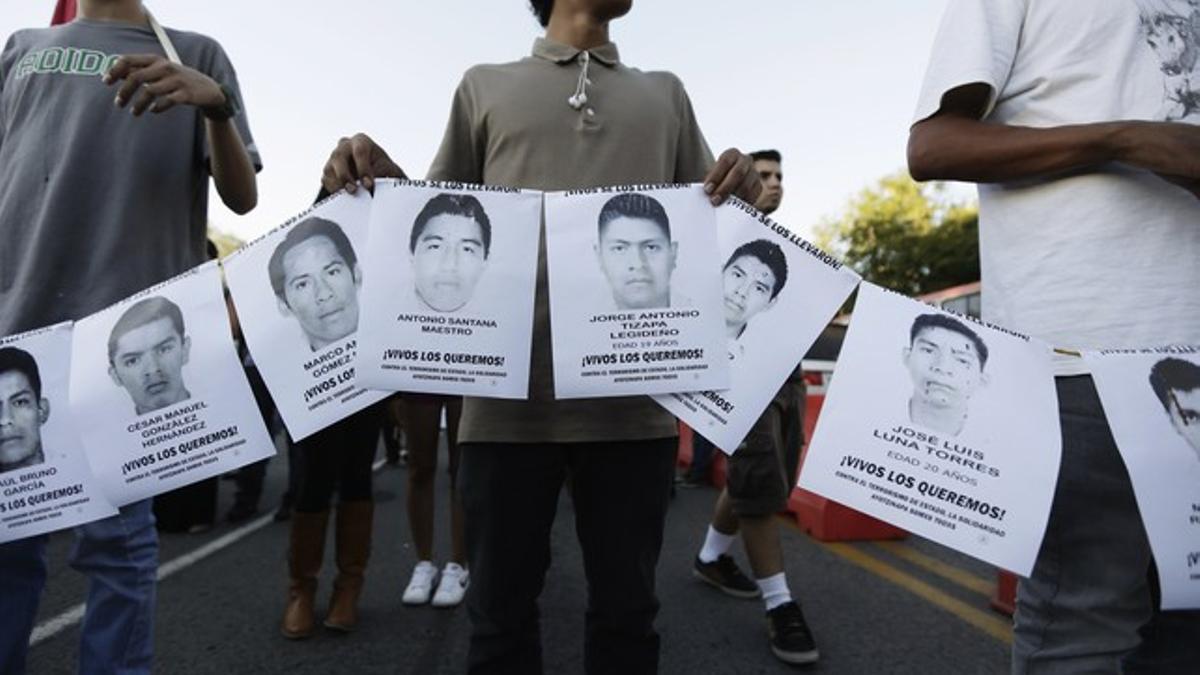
[816,172,978,297]
[207,227,244,258]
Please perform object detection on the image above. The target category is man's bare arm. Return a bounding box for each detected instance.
[104,54,257,213]
[908,83,1200,197]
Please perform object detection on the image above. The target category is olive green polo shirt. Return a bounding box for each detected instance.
[428,37,714,443]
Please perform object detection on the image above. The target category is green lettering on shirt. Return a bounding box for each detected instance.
[14,47,118,80]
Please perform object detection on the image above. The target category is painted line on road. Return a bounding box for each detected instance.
[30,458,389,647]
[872,540,994,597]
[822,542,1012,644]
[778,516,1011,644]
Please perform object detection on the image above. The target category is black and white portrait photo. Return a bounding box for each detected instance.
[798,282,1061,574]
[594,192,678,311]
[0,346,49,475]
[268,216,362,351]
[107,296,192,416]
[903,313,990,438]
[224,190,387,441]
[1149,356,1200,463]
[656,199,860,454]
[545,184,730,399]
[722,238,787,355]
[355,180,541,399]
[409,193,491,314]
[1087,347,1200,608]
[0,324,117,543]
[70,263,275,507]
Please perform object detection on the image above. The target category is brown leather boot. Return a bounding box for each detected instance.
[281,510,329,639]
[324,501,374,632]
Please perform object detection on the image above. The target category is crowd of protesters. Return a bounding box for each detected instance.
[2,0,1199,674]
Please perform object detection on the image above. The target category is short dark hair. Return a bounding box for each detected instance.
[1149,357,1200,410]
[724,239,788,299]
[597,193,671,240]
[410,193,493,258]
[0,347,42,399]
[751,149,782,163]
[268,217,358,300]
[909,313,988,369]
[529,0,554,27]
[108,296,186,363]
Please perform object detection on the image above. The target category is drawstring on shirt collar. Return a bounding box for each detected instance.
[567,50,591,110]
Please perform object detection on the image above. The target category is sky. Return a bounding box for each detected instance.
[1,0,969,243]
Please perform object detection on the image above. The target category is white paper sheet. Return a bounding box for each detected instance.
[356,180,541,398]
[655,199,860,453]
[223,190,388,440]
[0,323,117,543]
[798,282,1061,574]
[69,262,276,507]
[544,184,730,398]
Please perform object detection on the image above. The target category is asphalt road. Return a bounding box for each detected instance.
[24,434,1010,674]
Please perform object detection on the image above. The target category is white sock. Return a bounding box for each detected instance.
[698,526,736,563]
[757,572,792,611]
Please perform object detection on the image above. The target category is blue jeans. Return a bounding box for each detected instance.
[0,499,158,675]
[1013,377,1200,674]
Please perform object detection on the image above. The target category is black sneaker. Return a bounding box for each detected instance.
[693,555,761,599]
[765,601,819,665]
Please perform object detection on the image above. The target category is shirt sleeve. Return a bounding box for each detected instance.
[911,0,1027,125]
[199,39,262,173]
[673,77,715,183]
[426,72,484,183]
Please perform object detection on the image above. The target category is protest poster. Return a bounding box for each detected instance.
[544,184,729,398]
[68,262,275,507]
[797,282,1060,574]
[223,190,388,440]
[654,198,860,453]
[0,323,117,543]
[1085,347,1200,609]
[356,180,541,398]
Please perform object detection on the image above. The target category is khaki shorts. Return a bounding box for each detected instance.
[727,377,796,517]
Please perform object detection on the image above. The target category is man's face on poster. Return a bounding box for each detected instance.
[904,326,986,410]
[596,216,677,310]
[108,317,191,414]
[0,370,48,471]
[412,214,488,313]
[278,235,361,350]
[723,254,777,330]
[1166,387,1200,458]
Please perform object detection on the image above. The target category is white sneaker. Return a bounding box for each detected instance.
[431,563,469,608]
[402,561,439,605]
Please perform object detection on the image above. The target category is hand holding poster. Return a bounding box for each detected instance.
[797,283,1060,574]
[1085,347,1200,609]
[655,198,860,453]
[544,184,730,398]
[223,190,388,440]
[0,323,117,543]
[68,262,275,507]
[356,180,541,398]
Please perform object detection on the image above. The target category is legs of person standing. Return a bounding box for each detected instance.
[324,408,381,632]
[0,535,48,675]
[401,395,467,607]
[383,394,407,466]
[695,381,818,665]
[1013,377,1200,674]
[460,442,567,675]
[570,438,675,675]
[228,364,275,523]
[682,435,714,487]
[69,499,158,675]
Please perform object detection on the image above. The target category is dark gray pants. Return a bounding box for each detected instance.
[1014,376,1200,674]
[460,438,676,675]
